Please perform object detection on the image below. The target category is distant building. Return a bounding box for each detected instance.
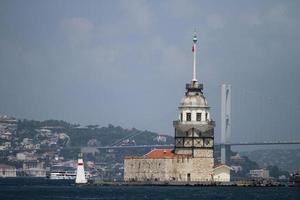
[16,152,36,161]
[231,165,243,173]
[230,153,244,161]
[0,142,11,150]
[0,131,12,140]
[23,161,46,177]
[81,147,99,155]
[249,169,270,179]
[153,135,167,143]
[0,115,17,139]
[24,168,46,177]
[0,116,17,127]
[16,152,27,160]
[87,139,98,147]
[0,164,16,177]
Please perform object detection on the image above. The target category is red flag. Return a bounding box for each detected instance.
[192,46,194,52]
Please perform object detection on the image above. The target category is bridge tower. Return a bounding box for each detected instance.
[221,84,231,164]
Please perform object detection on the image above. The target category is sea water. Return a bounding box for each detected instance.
[0,178,299,200]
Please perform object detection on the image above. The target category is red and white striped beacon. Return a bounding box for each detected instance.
[75,153,87,184]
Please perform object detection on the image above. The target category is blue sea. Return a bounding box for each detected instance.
[0,178,299,200]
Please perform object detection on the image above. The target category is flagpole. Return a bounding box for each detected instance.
[192,32,197,82]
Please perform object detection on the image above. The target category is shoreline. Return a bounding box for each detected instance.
[87,180,299,187]
[1,177,299,187]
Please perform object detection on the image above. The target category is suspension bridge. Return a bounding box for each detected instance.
[72,84,300,165]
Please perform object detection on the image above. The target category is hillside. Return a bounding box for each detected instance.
[241,149,300,172]
[15,119,173,148]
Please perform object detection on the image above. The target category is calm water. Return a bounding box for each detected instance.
[0,178,299,200]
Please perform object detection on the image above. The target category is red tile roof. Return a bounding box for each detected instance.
[124,149,193,159]
[144,149,176,159]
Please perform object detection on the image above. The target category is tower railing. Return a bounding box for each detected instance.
[185,83,203,90]
[173,120,215,126]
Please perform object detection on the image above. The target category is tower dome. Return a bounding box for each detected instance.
[180,94,208,108]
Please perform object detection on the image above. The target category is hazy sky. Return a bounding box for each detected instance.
[1,0,300,143]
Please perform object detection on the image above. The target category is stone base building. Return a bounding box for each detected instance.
[124,149,214,182]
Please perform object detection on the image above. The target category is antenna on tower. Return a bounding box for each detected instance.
[192,30,198,82]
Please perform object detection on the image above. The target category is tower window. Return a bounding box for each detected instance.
[196,113,202,121]
[205,112,208,121]
[186,113,191,121]
[180,113,183,121]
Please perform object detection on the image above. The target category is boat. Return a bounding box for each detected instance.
[49,171,91,180]
[49,171,76,180]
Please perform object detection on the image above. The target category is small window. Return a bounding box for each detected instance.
[205,112,208,121]
[186,113,191,121]
[180,113,183,121]
[187,173,191,181]
[196,113,202,121]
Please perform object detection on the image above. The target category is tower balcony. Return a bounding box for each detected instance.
[173,120,215,127]
[186,83,203,91]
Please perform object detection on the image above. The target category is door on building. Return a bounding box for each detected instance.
[187,173,191,182]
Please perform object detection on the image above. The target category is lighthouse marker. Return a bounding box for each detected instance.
[75,153,87,184]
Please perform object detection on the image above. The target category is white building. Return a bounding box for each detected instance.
[213,164,232,182]
[0,142,11,150]
[16,152,36,161]
[231,165,243,173]
[249,169,270,179]
[23,161,46,177]
[153,135,167,143]
[0,164,16,177]
[16,152,27,160]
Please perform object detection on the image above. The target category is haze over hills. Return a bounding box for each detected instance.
[241,149,300,173]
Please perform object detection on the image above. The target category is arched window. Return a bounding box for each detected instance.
[186,113,191,121]
[196,113,202,121]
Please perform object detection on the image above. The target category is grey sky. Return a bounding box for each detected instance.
[1,0,300,144]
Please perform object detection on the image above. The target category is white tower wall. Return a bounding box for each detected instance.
[75,156,87,184]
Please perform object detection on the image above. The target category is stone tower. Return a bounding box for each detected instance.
[124,32,216,182]
[173,32,215,159]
